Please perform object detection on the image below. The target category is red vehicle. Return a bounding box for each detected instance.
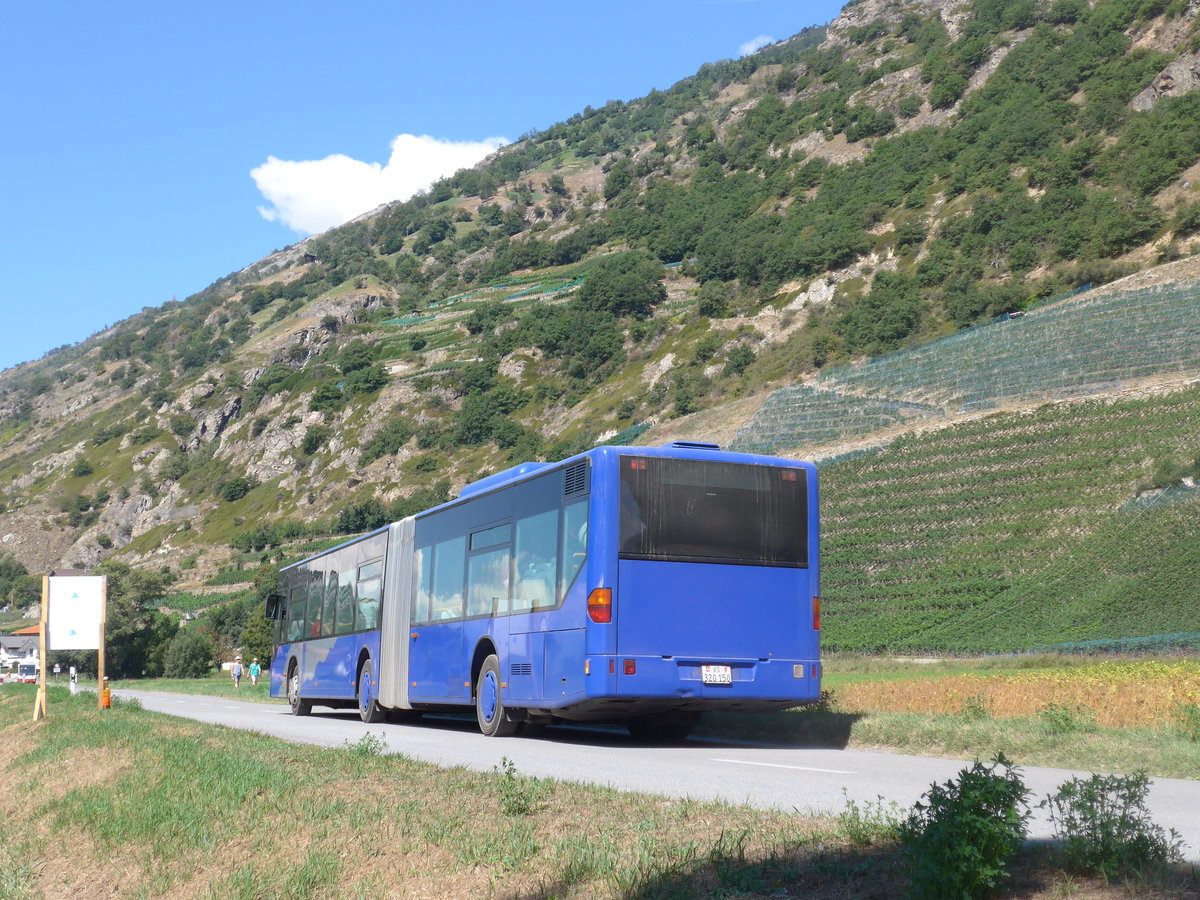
[17,663,38,683]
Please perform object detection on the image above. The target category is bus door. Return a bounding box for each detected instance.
[408,535,470,702]
[463,522,513,696]
[507,506,561,705]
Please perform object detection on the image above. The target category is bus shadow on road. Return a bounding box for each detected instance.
[305,708,862,750]
[693,709,863,750]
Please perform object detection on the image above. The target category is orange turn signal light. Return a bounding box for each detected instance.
[587,587,612,623]
[813,596,821,631]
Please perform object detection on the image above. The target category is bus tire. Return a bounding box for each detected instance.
[287,661,311,717]
[476,654,519,737]
[357,658,385,724]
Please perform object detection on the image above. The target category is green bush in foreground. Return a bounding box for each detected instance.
[899,754,1030,900]
[1041,772,1184,879]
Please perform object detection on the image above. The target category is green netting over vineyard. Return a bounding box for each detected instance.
[732,386,944,452]
[1032,632,1200,655]
[383,314,436,327]
[731,282,1200,454]
[603,422,652,445]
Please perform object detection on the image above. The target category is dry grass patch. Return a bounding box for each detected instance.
[833,660,1200,729]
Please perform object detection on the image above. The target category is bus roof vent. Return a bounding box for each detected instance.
[563,461,589,496]
[665,440,721,451]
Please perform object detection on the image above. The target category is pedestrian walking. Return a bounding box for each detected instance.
[231,656,244,688]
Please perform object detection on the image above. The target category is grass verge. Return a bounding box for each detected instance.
[3,685,1197,899]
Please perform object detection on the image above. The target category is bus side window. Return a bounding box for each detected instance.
[559,498,589,601]
[335,568,356,634]
[413,547,432,624]
[322,572,338,637]
[514,509,557,613]
[287,586,306,642]
[431,535,466,621]
[307,572,324,638]
[357,561,382,630]
[468,547,510,618]
[357,576,381,629]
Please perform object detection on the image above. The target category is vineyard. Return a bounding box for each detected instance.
[818,385,1200,653]
[732,281,1200,454]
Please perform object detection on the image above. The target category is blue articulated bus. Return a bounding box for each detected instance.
[266,440,821,739]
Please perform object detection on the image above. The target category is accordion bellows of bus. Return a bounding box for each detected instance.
[266,441,821,740]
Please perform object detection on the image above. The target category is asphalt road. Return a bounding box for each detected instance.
[117,689,1200,861]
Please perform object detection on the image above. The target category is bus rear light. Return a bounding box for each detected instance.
[813,596,821,631]
[609,659,616,674]
[623,659,636,675]
[587,587,613,623]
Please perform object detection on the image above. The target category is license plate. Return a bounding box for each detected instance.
[701,665,732,685]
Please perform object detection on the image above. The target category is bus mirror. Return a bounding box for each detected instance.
[264,592,284,620]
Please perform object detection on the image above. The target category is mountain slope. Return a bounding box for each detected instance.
[1,0,1199,653]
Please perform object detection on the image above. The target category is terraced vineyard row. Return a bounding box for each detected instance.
[819,386,1200,652]
[732,281,1200,454]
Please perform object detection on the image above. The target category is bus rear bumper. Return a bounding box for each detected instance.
[541,655,822,721]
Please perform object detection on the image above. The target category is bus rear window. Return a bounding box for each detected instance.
[619,456,807,567]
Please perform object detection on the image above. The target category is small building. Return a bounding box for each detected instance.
[0,634,38,676]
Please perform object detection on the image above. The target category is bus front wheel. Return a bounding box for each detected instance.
[287,662,311,717]
[357,658,385,724]
[476,655,519,737]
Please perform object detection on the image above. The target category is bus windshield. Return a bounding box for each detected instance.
[618,456,808,567]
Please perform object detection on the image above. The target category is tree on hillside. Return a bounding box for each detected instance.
[575,251,666,319]
[0,554,39,609]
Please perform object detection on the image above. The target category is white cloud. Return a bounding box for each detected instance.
[251,133,508,235]
[739,34,775,56]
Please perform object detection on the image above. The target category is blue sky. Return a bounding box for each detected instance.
[1,1,845,373]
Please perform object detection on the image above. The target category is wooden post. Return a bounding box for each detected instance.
[97,577,107,711]
[33,576,48,721]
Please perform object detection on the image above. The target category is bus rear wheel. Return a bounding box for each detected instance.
[287,662,311,717]
[357,658,385,724]
[476,654,519,737]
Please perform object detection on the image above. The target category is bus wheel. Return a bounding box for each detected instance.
[357,658,386,724]
[476,655,519,737]
[627,712,698,743]
[287,662,311,717]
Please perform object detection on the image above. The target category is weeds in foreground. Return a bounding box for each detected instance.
[838,790,904,847]
[899,754,1031,900]
[343,731,387,757]
[493,756,547,816]
[0,842,38,900]
[1041,772,1185,879]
